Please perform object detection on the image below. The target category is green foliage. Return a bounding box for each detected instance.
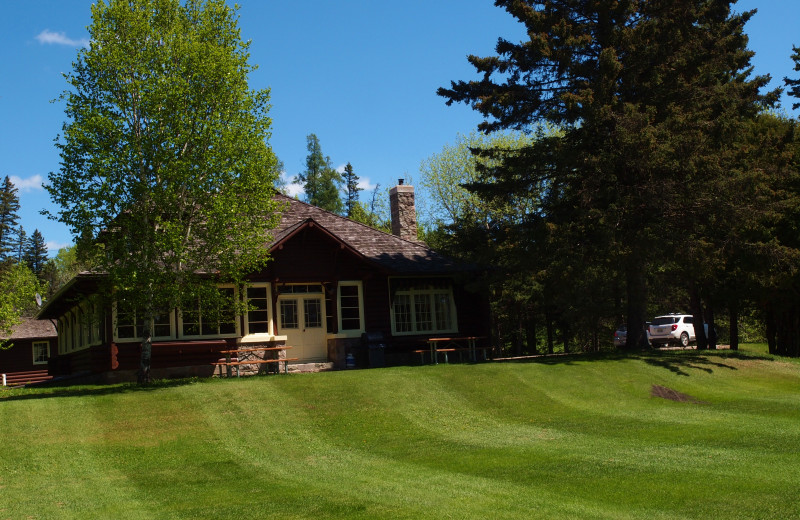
[419,130,539,227]
[785,46,800,110]
[1,352,798,518]
[0,263,45,348]
[23,229,49,277]
[47,0,282,323]
[40,246,89,298]
[0,176,21,264]
[342,162,361,217]
[439,1,779,352]
[296,133,343,214]
[348,200,390,233]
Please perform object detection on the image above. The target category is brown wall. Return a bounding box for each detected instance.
[0,338,53,375]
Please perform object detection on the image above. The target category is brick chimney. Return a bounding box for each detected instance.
[389,180,417,241]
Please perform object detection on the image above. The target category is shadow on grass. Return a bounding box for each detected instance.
[492,348,775,376]
[0,377,208,402]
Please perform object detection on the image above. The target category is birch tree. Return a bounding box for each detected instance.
[47,0,282,379]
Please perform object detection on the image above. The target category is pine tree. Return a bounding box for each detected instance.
[785,46,800,110]
[439,0,775,350]
[24,229,49,277]
[0,176,20,264]
[295,134,343,213]
[342,162,361,218]
[14,226,26,264]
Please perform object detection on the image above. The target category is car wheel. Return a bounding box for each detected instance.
[679,332,689,348]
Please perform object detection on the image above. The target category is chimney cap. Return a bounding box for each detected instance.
[398,178,404,185]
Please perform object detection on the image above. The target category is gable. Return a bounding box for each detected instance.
[269,195,462,274]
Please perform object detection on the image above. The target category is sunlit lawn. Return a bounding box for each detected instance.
[1,345,798,519]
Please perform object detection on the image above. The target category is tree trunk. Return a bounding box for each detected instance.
[728,305,739,351]
[525,307,537,354]
[625,261,648,350]
[705,306,717,350]
[765,305,777,355]
[689,283,707,350]
[514,309,524,357]
[546,311,554,354]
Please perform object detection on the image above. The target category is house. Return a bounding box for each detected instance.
[0,317,57,387]
[37,184,490,383]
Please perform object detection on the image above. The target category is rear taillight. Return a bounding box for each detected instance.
[671,324,678,331]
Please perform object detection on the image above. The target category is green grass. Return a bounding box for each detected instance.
[1,345,798,519]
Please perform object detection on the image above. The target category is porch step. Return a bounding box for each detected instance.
[2,370,53,387]
[286,362,334,374]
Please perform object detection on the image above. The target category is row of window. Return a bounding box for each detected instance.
[56,280,457,351]
[58,298,103,355]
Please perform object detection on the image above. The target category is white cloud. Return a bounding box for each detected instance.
[280,171,304,198]
[36,29,89,48]
[357,177,377,193]
[9,175,45,193]
[46,241,70,256]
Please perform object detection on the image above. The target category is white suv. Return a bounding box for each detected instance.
[648,314,698,347]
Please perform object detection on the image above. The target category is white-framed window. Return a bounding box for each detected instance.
[71,311,80,350]
[87,297,102,346]
[390,279,457,336]
[32,341,49,364]
[243,283,272,336]
[179,286,239,338]
[80,302,90,347]
[58,316,68,354]
[338,281,364,334]
[113,304,175,342]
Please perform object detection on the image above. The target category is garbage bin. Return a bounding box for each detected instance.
[362,332,386,368]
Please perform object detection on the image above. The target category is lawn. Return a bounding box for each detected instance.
[1,345,798,519]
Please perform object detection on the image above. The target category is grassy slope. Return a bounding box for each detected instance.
[1,346,798,519]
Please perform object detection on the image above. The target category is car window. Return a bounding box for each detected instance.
[684,317,693,324]
[652,317,675,326]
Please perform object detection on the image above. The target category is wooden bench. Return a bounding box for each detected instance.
[426,337,488,364]
[213,358,299,376]
[214,346,296,377]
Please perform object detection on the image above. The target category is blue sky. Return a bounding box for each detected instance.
[1,0,798,255]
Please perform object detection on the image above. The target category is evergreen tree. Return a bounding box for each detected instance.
[0,176,20,264]
[342,162,361,218]
[296,134,343,213]
[14,226,26,264]
[439,0,774,350]
[24,229,48,277]
[785,46,800,110]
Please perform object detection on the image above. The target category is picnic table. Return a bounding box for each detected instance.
[425,336,487,364]
[215,346,296,377]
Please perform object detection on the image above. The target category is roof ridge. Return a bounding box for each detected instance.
[274,193,433,251]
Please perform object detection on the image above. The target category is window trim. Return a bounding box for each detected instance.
[276,283,326,335]
[389,278,458,336]
[32,341,49,365]
[337,281,365,337]
[242,282,273,338]
[178,285,240,339]
[113,302,177,343]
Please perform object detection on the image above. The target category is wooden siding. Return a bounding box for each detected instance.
[0,339,49,376]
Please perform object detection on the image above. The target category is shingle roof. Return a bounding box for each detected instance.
[0,317,57,340]
[269,194,461,274]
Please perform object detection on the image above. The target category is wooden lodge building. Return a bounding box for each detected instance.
[0,318,56,387]
[35,184,490,383]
